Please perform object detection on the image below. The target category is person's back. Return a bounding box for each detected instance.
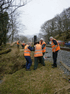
[34,42,45,70]
[24,44,31,56]
[24,44,33,71]
[34,44,43,57]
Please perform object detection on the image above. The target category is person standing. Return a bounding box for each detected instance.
[50,36,60,68]
[33,42,45,70]
[17,40,20,49]
[21,43,25,49]
[39,38,46,61]
[24,43,33,71]
[39,38,46,55]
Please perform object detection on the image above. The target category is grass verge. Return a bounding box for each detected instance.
[0,47,70,94]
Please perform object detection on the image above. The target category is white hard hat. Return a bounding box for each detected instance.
[49,36,53,39]
[40,38,44,40]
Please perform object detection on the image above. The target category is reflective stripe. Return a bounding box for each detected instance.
[24,49,30,51]
[24,51,30,53]
[52,45,59,48]
[34,52,42,54]
[51,44,54,46]
[35,49,42,51]
[24,52,30,53]
[52,47,55,49]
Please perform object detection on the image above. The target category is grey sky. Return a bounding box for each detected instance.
[18,0,70,36]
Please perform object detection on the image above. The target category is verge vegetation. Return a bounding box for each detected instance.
[0,46,70,94]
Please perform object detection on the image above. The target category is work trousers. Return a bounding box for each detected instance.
[43,52,45,60]
[39,53,45,63]
[52,51,58,67]
[17,44,19,48]
[34,56,45,70]
[24,56,32,69]
[21,45,24,49]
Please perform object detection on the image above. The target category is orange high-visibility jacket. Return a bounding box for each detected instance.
[51,39,60,52]
[39,41,46,53]
[24,45,31,56]
[22,43,25,46]
[17,41,19,45]
[34,44,43,57]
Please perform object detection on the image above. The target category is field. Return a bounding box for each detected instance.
[0,45,70,94]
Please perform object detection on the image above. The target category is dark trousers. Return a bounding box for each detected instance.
[39,53,45,63]
[21,45,24,49]
[43,52,45,60]
[17,44,19,48]
[52,51,58,67]
[24,56,32,69]
[34,56,45,70]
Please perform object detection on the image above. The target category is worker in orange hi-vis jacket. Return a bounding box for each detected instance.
[39,38,46,55]
[17,40,20,49]
[50,36,60,68]
[39,38,46,62]
[33,42,45,70]
[24,43,33,71]
[21,43,25,49]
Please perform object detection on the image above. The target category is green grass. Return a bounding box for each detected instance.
[0,46,70,94]
[0,61,70,94]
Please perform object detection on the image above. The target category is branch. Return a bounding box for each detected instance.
[7,34,12,40]
[8,0,32,15]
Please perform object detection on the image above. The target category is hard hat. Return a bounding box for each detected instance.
[49,36,53,39]
[40,38,44,40]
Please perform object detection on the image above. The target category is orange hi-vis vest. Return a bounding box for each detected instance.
[39,41,46,53]
[17,41,19,45]
[22,43,25,46]
[34,44,43,57]
[51,39,60,52]
[24,45,31,56]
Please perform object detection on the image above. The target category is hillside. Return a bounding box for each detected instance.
[55,30,70,42]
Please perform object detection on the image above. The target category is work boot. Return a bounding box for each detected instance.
[26,69,31,71]
[51,64,54,66]
[52,65,57,68]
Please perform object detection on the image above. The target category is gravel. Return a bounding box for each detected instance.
[44,47,70,75]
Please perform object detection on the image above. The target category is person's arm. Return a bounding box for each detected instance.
[53,40,57,45]
[52,40,58,52]
[42,44,45,49]
[32,46,35,51]
[28,46,33,51]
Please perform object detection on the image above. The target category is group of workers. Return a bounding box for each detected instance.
[17,36,60,71]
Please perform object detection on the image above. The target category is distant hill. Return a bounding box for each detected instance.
[41,7,70,42]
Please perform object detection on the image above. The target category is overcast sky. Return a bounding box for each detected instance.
[18,0,70,36]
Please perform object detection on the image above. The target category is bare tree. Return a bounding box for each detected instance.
[40,7,70,42]
[0,0,32,46]
[19,35,28,43]
[0,0,32,14]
